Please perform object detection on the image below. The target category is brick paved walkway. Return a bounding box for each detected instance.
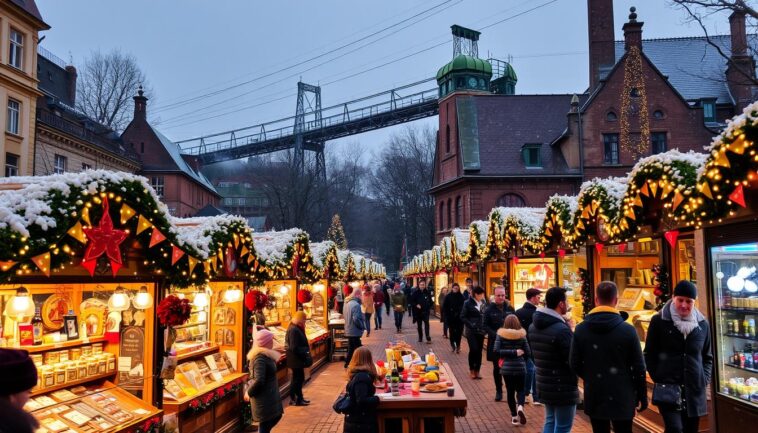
[275,312,592,433]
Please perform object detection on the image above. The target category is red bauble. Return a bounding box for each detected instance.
[245,290,268,312]
[297,289,313,304]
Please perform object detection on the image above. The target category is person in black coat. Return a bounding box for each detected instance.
[483,286,515,401]
[460,286,487,379]
[570,282,647,433]
[0,349,39,433]
[644,281,712,433]
[529,287,579,433]
[285,311,311,406]
[494,315,531,425]
[410,279,434,343]
[245,330,284,433]
[442,283,465,353]
[516,288,541,403]
[344,347,381,433]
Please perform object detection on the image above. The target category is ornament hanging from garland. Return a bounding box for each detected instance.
[297,288,313,304]
[652,264,670,310]
[619,46,650,160]
[81,196,127,277]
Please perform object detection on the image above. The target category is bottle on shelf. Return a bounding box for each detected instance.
[31,306,43,346]
[391,365,400,396]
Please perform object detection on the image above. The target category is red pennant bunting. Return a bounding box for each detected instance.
[558,249,566,259]
[110,261,122,276]
[664,230,680,248]
[513,257,519,265]
[595,243,604,254]
[539,252,545,259]
[81,259,97,276]
[149,228,166,247]
[729,184,747,208]
[171,245,185,265]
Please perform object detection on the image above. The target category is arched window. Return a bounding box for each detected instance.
[439,202,445,231]
[606,111,617,121]
[496,193,526,207]
[445,125,451,153]
[455,196,462,227]
[447,198,452,229]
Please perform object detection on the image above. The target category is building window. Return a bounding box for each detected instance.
[6,99,20,135]
[82,163,92,170]
[496,193,526,207]
[703,100,716,122]
[653,109,665,120]
[651,132,667,155]
[5,153,18,177]
[606,111,617,121]
[522,144,542,168]
[151,176,165,198]
[455,196,462,228]
[9,29,23,70]
[439,202,444,231]
[53,154,67,174]
[603,133,620,165]
[445,125,450,154]
[447,198,452,229]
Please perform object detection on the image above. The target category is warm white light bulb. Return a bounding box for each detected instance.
[194,292,209,308]
[223,287,242,303]
[313,283,325,292]
[716,271,724,280]
[133,288,153,310]
[279,285,290,295]
[12,295,30,313]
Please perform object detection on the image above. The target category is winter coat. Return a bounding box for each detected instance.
[494,327,531,376]
[344,297,366,337]
[438,290,447,320]
[528,308,579,406]
[246,348,284,422]
[644,301,713,417]
[0,397,39,433]
[382,287,391,306]
[285,323,310,369]
[570,306,647,420]
[483,302,515,361]
[373,291,385,311]
[515,302,537,335]
[344,371,380,433]
[390,292,407,312]
[362,292,375,314]
[442,291,464,327]
[461,297,486,338]
[410,288,434,317]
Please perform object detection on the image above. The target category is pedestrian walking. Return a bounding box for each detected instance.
[644,281,712,433]
[410,279,434,343]
[390,283,407,332]
[343,347,380,433]
[343,288,366,368]
[463,277,473,300]
[443,283,465,353]
[285,311,312,406]
[529,287,578,433]
[494,315,530,426]
[372,284,385,330]
[570,281,647,433]
[516,288,541,405]
[0,349,40,433]
[382,281,391,316]
[461,286,487,379]
[245,330,284,433]
[483,286,515,401]
[402,281,413,318]
[362,285,375,337]
[438,286,449,338]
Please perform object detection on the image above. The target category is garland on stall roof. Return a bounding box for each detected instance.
[652,264,670,310]
[186,377,246,414]
[579,268,593,318]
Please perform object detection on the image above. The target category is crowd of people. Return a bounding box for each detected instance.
[0,277,712,433]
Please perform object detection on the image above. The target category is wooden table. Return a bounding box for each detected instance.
[375,363,467,433]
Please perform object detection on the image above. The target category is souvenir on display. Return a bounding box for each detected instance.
[42,294,71,331]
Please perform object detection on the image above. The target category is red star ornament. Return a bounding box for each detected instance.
[81,196,127,276]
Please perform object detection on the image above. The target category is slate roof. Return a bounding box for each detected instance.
[9,0,48,28]
[614,35,758,105]
[471,94,584,176]
[246,216,269,232]
[147,126,219,195]
[37,53,73,107]
[194,204,226,217]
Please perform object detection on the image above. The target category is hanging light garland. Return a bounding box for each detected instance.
[620,46,650,160]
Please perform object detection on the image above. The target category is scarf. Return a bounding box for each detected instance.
[669,302,702,338]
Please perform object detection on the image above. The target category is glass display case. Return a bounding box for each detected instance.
[558,247,588,322]
[169,287,212,356]
[510,258,557,307]
[711,241,758,405]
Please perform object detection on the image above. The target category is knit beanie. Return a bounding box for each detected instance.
[673,280,697,299]
[0,348,37,395]
[254,329,274,348]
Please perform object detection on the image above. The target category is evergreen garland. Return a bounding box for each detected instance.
[652,264,670,310]
[579,267,593,317]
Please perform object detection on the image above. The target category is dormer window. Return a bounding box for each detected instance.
[522,143,542,168]
[702,99,716,123]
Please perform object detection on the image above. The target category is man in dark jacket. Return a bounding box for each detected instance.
[529,287,578,433]
[285,311,312,406]
[570,282,647,433]
[516,288,541,404]
[402,281,413,318]
[483,286,515,401]
[410,279,434,343]
[442,283,465,353]
[461,286,487,379]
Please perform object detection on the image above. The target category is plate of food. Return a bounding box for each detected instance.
[420,383,448,393]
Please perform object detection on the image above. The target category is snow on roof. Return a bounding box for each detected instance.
[309,241,336,268]
[170,214,249,259]
[707,99,758,152]
[490,207,546,238]
[252,228,306,263]
[452,228,470,253]
[628,150,708,184]
[471,220,489,243]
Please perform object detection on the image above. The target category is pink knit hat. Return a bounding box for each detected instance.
[254,329,274,348]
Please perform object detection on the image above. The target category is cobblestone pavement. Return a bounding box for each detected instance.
[274,312,593,433]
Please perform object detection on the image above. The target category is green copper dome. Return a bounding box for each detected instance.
[501,62,517,82]
[436,55,493,82]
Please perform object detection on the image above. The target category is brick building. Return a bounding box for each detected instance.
[34,49,140,175]
[431,0,756,241]
[0,0,48,177]
[121,88,220,217]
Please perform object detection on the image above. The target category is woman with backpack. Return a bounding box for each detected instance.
[343,347,381,433]
[494,315,531,426]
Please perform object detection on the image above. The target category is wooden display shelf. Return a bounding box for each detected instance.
[163,372,248,412]
[726,363,758,374]
[721,306,758,314]
[724,332,758,342]
[31,371,116,397]
[23,336,108,353]
[176,344,219,362]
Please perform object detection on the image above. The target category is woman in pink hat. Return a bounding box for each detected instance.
[245,329,284,433]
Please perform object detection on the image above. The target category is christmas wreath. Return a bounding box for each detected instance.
[157,295,192,327]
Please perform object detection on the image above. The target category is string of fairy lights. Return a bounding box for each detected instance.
[620,46,651,160]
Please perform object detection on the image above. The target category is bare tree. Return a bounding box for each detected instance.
[77,49,153,131]
[671,0,758,85]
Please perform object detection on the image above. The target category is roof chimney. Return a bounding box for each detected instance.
[726,11,756,111]
[133,85,147,121]
[588,0,615,90]
[730,11,748,56]
[623,7,644,52]
[64,65,77,106]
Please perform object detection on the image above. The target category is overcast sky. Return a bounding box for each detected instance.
[37,0,731,161]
